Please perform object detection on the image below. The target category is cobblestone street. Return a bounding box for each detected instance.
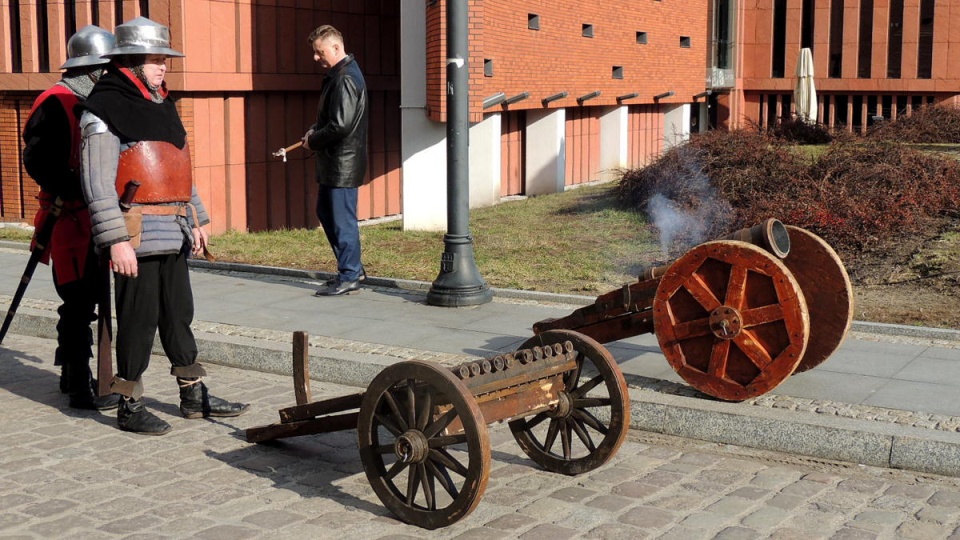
[2,333,960,539]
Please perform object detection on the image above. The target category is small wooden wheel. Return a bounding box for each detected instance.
[653,241,810,401]
[508,329,630,475]
[358,360,490,529]
[782,226,854,373]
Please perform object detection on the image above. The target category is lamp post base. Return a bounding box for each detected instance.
[426,235,493,307]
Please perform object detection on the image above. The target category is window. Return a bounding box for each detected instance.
[483,59,493,77]
[918,0,935,78]
[680,36,691,48]
[612,66,623,79]
[582,24,594,38]
[858,0,874,78]
[887,0,904,78]
[636,31,648,44]
[829,0,844,78]
[528,14,540,31]
[714,0,733,70]
[801,0,815,49]
[772,0,787,78]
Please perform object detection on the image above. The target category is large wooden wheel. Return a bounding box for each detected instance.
[653,241,810,401]
[358,361,490,530]
[782,226,854,373]
[508,330,630,475]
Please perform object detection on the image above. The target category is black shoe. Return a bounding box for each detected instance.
[65,364,120,410]
[118,398,171,435]
[178,379,249,419]
[59,364,71,394]
[314,279,360,296]
[323,267,367,287]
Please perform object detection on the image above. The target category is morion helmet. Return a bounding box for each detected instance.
[102,17,185,58]
[60,25,115,69]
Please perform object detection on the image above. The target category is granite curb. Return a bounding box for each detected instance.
[4,295,960,479]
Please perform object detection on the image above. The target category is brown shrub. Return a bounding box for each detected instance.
[618,130,960,257]
[869,103,960,144]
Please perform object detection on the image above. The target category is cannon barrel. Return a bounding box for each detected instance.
[639,218,791,281]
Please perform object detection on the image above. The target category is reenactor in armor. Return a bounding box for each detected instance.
[78,17,248,435]
[22,25,120,410]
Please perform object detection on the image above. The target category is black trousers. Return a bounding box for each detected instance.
[114,251,198,382]
[52,244,99,369]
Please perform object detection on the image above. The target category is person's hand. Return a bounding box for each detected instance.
[110,241,138,278]
[192,227,209,257]
[301,129,315,150]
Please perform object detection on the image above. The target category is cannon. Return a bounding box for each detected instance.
[534,219,854,402]
[246,329,630,529]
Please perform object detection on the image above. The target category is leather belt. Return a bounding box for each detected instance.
[138,205,187,216]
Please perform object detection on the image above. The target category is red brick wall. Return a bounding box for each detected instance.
[0,94,38,222]
[426,0,710,122]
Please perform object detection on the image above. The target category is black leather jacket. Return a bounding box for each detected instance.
[307,54,369,188]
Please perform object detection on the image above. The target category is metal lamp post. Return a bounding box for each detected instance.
[426,0,493,307]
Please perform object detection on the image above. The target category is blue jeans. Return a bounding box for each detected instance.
[316,184,363,282]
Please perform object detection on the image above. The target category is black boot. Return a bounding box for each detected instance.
[117,397,171,435]
[178,378,249,419]
[66,364,120,411]
[60,363,71,394]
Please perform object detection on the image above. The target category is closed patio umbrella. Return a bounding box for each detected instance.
[794,48,817,124]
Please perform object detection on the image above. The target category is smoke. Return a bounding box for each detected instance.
[644,148,733,256]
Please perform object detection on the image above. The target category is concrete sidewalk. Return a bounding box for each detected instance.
[1,244,959,477]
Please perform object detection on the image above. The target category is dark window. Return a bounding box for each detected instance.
[9,0,22,73]
[116,0,124,27]
[772,0,787,77]
[612,66,623,79]
[829,0,844,78]
[483,59,493,77]
[888,0,904,78]
[867,95,879,127]
[37,0,49,72]
[834,95,849,127]
[858,0,874,78]
[896,95,908,116]
[680,36,691,48]
[852,95,864,130]
[140,0,149,18]
[636,31,647,44]
[715,0,732,69]
[881,95,893,119]
[918,0,935,78]
[801,0,815,48]
[91,0,99,26]
[582,24,594,38]
[64,0,77,36]
[528,14,540,31]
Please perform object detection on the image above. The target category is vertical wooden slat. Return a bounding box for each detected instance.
[292,331,312,405]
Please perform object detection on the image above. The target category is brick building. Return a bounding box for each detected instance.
[3,1,953,234]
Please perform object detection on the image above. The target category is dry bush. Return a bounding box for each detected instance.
[618,130,960,258]
[869,103,960,144]
[765,117,834,145]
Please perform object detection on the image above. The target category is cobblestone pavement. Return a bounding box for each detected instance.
[3,334,960,540]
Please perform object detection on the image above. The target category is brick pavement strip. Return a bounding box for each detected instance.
[3,333,960,539]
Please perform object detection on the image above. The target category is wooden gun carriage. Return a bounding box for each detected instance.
[246,329,630,529]
[535,219,854,402]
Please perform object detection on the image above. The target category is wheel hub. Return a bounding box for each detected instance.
[395,430,430,464]
[709,306,742,339]
[549,392,573,419]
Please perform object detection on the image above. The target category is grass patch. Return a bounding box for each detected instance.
[212,183,658,295]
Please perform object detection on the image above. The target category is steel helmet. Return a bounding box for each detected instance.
[102,17,185,58]
[60,25,115,69]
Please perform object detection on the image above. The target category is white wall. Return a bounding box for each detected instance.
[469,113,501,208]
[599,105,629,182]
[663,103,692,149]
[525,108,566,196]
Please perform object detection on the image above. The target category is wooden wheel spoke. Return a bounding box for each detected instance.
[425,459,458,500]
[733,330,774,369]
[572,397,611,408]
[416,391,432,432]
[405,384,417,430]
[740,304,785,328]
[560,420,572,459]
[406,461,420,504]
[571,374,603,398]
[523,411,549,431]
[708,339,731,378]
[374,444,395,455]
[418,463,435,510]
[385,459,408,481]
[571,408,608,435]
[383,390,409,432]
[374,413,403,437]
[423,408,457,438]
[428,433,468,448]
[724,265,748,310]
[430,448,470,478]
[671,317,712,340]
[569,417,596,452]
[681,274,722,312]
[543,418,562,452]
[564,355,584,389]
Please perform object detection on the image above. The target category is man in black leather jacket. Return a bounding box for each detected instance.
[302,25,369,296]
